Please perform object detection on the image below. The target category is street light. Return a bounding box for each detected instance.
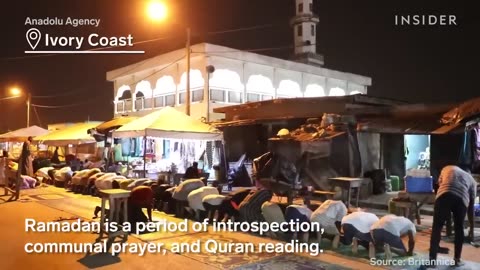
[205,65,215,122]
[10,87,21,97]
[147,1,168,21]
[7,87,31,127]
[147,1,192,116]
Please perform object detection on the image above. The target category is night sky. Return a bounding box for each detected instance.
[0,0,477,132]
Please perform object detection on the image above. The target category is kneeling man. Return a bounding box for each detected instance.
[128,185,154,233]
[370,214,415,259]
[341,211,379,254]
[310,200,347,248]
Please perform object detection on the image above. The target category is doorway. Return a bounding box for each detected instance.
[404,134,430,172]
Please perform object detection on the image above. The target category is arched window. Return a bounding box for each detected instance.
[304,84,325,97]
[115,85,132,100]
[115,85,133,113]
[154,76,176,108]
[246,75,274,103]
[119,90,132,100]
[329,87,345,96]
[134,81,152,111]
[277,80,302,98]
[135,91,145,111]
[178,70,204,104]
[209,69,244,103]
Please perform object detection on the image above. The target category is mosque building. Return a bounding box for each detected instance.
[106,0,372,121]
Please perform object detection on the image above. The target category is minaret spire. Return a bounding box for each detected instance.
[290,0,324,66]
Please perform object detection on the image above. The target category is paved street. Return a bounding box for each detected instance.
[1,186,480,270]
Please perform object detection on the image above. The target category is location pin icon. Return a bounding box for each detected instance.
[26,28,41,50]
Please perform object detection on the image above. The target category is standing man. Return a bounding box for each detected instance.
[184,161,200,179]
[19,136,33,176]
[429,164,477,267]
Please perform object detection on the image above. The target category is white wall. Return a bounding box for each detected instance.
[110,45,369,121]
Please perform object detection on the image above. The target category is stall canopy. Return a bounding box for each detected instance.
[95,116,139,134]
[112,107,223,140]
[0,125,49,142]
[34,122,102,146]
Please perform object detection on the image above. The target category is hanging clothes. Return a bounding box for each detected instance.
[130,138,136,157]
[134,137,142,157]
[121,138,131,157]
[164,140,170,159]
[155,139,163,158]
[473,126,480,162]
[114,144,123,163]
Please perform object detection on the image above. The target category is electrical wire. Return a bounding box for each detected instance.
[31,92,111,109]
[33,105,43,127]
[32,84,107,99]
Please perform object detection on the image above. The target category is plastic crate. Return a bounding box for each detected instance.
[475,204,480,217]
[405,176,433,193]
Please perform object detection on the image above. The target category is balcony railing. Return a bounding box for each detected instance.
[135,97,145,111]
[116,98,132,114]
[154,94,176,108]
[178,89,204,105]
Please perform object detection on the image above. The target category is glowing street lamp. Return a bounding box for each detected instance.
[147,1,168,21]
[10,87,22,97]
[146,1,192,116]
[7,87,31,127]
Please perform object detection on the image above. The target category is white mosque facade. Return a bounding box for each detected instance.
[106,0,372,121]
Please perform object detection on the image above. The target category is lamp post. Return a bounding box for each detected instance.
[147,1,192,115]
[205,65,215,122]
[26,93,31,127]
[186,28,191,116]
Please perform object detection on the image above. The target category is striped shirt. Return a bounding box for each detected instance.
[436,165,477,208]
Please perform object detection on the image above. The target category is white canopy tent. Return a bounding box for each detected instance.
[112,107,223,140]
[34,122,102,146]
[0,125,49,143]
[112,107,223,178]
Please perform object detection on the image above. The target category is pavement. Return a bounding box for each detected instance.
[1,186,480,270]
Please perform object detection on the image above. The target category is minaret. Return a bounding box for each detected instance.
[290,0,324,66]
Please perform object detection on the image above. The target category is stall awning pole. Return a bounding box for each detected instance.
[143,136,147,178]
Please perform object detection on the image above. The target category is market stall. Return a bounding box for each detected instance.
[34,122,102,146]
[33,122,103,167]
[112,107,223,181]
[254,116,362,204]
[0,126,50,200]
[0,125,49,158]
[0,125,49,143]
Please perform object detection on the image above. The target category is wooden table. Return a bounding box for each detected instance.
[95,189,131,255]
[397,191,435,225]
[328,177,364,208]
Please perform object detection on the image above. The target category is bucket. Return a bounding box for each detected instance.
[390,175,400,191]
